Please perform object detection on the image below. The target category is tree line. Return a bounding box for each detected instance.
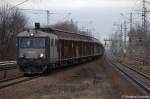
[0,3,26,61]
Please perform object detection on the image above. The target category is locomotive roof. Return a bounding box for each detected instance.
[17,30,55,37]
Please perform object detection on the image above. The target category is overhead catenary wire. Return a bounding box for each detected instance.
[11,0,30,9]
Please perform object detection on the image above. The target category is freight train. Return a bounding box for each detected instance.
[16,24,104,74]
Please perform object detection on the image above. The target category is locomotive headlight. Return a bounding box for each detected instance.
[21,54,25,58]
[30,33,34,36]
[39,53,44,58]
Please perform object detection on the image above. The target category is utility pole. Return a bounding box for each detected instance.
[113,23,123,49]
[120,12,133,60]
[114,23,123,60]
[142,0,147,34]
[140,0,148,57]
[47,10,50,26]
[123,21,128,60]
[141,0,147,46]
[124,21,127,51]
[128,12,133,60]
[120,23,124,61]
[130,12,133,33]
[120,24,123,43]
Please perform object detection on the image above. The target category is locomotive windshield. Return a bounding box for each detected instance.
[19,37,46,48]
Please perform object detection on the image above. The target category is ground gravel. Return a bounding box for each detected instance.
[0,57,141,99]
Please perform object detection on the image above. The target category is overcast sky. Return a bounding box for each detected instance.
[2,0,143,40]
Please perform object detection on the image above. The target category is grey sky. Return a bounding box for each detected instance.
[2,0,142,40]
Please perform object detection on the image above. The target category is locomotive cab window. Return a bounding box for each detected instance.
[18,37,46,48]
[33,38,45,48]
[18,37,31,48]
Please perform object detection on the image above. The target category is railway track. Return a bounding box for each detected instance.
[105,53,150,95]
[0,75,23,83]
[0,61,40,89]
[0,75,40,89]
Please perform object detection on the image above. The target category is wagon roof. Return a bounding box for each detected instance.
[40,27,100,43]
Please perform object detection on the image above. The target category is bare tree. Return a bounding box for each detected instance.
[0,3,26,61]
[51,19,91,36]
[51,20,79,33]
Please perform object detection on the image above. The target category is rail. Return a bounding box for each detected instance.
[0,76,40,89]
